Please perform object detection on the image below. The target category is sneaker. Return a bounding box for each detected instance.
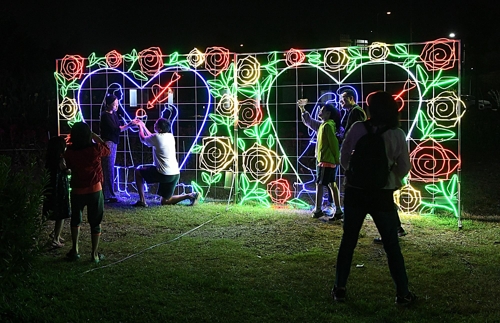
[104,197,119,203]
[92,253,105,264]
[329,212,343,222]
[323,206,334,216]
[132,200,148,207]
[65,250,80,262]
[190,192,201,206]
[331,286,346,302]
[311,210,324,218]
[373,237,383,244]
[398,227,407,237]
[395,291,417,307]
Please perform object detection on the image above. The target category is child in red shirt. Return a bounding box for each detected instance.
[64,122,110,263]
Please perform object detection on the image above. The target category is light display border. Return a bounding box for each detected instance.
[55,38,463,218]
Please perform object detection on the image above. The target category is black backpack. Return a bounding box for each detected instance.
[345,121,390,189]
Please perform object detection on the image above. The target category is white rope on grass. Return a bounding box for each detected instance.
[82,213,221,274]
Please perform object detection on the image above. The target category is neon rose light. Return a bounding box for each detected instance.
[410,139,460,183]
[394,184,422,213]
[237,55,261,86]
[105,50,123,68]
[205,47,230,76]
[58,55,85,81]
[426,91,466,128]
[216,93,238,117]
[243,143,281,183]
[138,47,164,76]
[369,42,390,61]
[323,48,350,72]
[187,48,205,68]
[285,48,305,67]
[420,38,457,71]
[199,137,235,173]
[238,99,263,129]
[58,97,78,120]
[267,179,292,204]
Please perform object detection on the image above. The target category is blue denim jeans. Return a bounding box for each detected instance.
[335,205,410,296]
[101,141,117,199]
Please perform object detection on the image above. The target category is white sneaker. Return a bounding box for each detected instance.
[323,206,334,216]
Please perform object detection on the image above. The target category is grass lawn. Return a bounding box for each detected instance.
[2,113,500,322]
[2,189,500,323]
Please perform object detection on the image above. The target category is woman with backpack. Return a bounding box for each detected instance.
[331,91,416,306]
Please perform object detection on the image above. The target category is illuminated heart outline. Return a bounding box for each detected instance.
[265,61,423,188]
[77,66,212,170]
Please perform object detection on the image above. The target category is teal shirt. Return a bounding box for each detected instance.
[317,119,340,164]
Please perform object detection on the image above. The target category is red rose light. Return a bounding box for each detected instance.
[409,139,460,183]
[238,99,263,129]
[105,50,123,68]
[267,179,292,204]
[285,48,305,67]
[138,47,164,76]
[420,38,457,71]
[58,55,85,81]
[204,47,230,76]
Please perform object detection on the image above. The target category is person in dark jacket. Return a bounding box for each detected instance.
[99,94,132,203]
[339,89,367,142]
[331,91,416,306]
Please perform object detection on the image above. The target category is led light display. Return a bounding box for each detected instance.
[55,38,463,218]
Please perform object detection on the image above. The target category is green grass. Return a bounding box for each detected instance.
[2,200,500,323]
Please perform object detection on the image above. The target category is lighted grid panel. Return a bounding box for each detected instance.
[55,39,463,217]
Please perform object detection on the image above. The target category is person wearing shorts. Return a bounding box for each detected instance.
[64,122,110,263]
[311,104,341,220]
[132,118,198,207]
[297,99,343,218]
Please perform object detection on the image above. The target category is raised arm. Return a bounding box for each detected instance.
[297,98,321,132]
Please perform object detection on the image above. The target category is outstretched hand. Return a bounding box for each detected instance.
[297,99,308,112]
[132,119,144,126]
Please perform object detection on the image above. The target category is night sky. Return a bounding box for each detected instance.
[3,0,498,56]
[1,0,499,154]
[0,0,498,94]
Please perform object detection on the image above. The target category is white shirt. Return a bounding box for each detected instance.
[141,132,180,175]
[340,121,411,189]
